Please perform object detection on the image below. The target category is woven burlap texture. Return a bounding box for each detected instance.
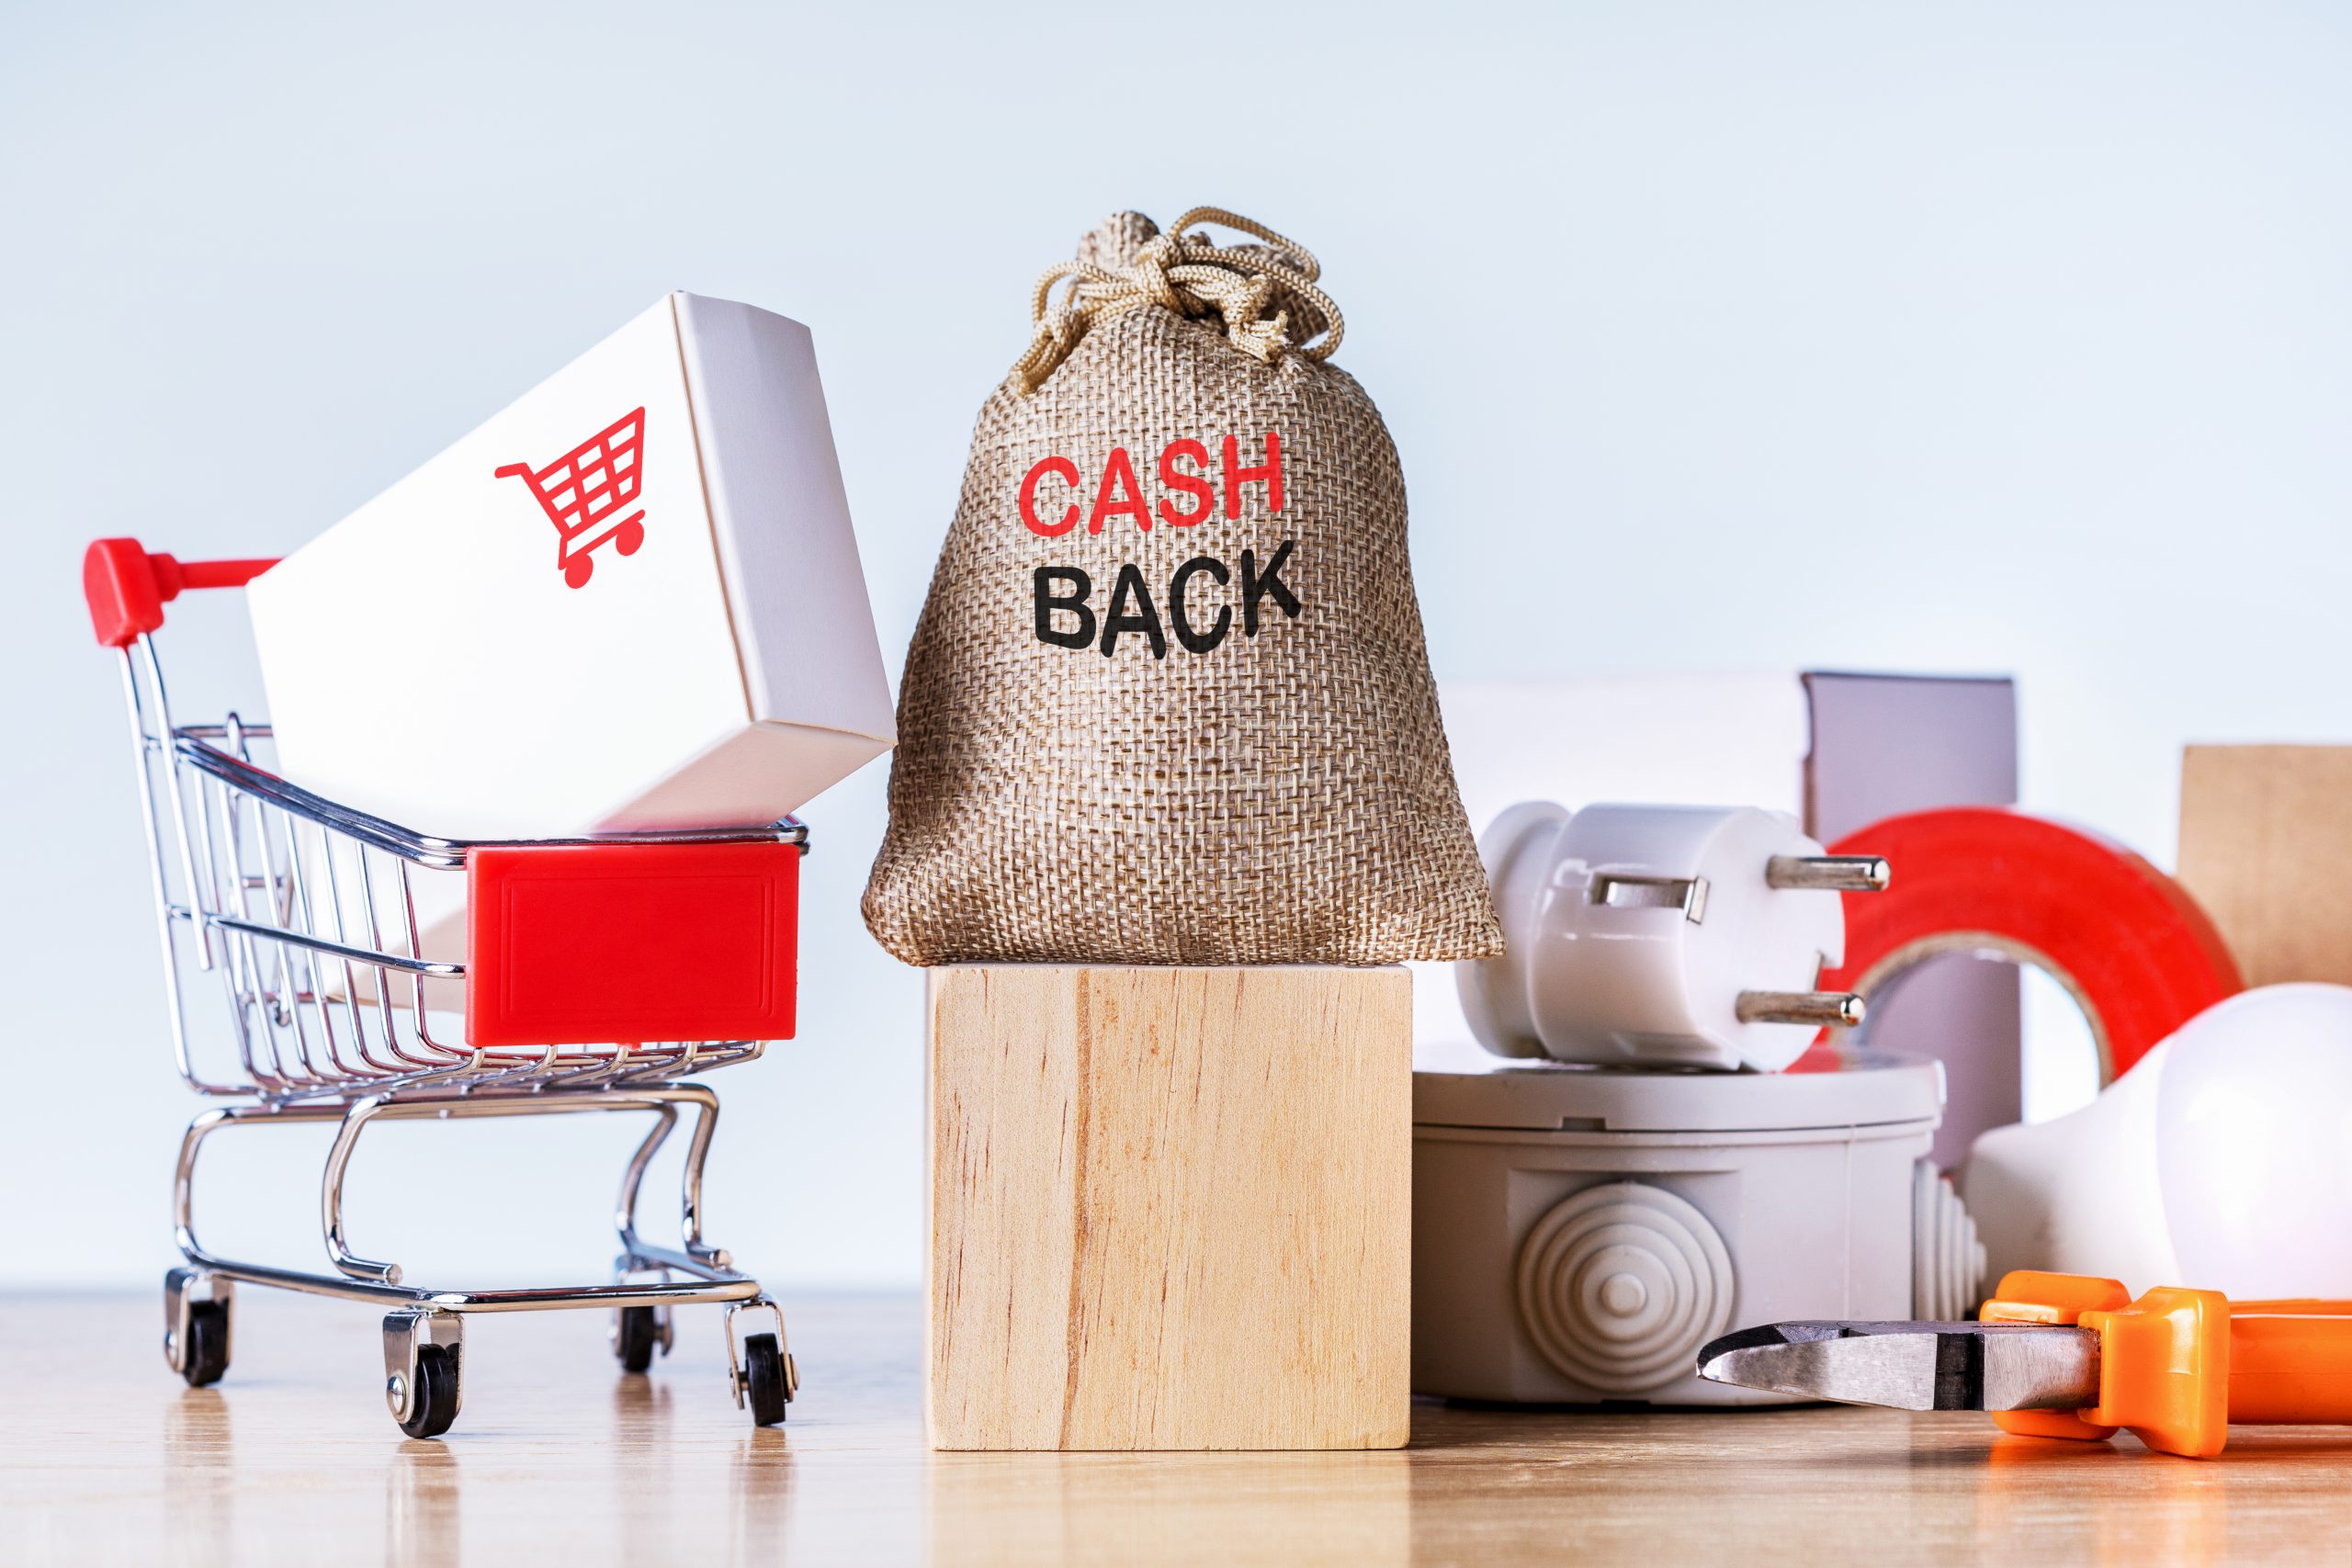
[862,207,1502,965]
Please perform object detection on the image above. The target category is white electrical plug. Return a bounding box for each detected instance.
[1458,802,1888,1072]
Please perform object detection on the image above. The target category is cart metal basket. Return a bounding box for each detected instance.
[84,537,804,1437]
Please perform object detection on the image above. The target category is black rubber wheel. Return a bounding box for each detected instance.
[181,1301,230,1388]
[400,1343,461,1439]
[743,1332,787,1427]
[615,1306,660,1374]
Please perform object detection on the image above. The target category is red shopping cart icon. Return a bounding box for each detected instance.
[495,408,648,589]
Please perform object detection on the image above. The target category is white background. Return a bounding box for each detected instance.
[4,1,2346,1291]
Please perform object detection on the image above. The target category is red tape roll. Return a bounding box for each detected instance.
[1817,807,2243,1082]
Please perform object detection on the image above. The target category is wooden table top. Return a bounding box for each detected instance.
[6,1291,2349,1566]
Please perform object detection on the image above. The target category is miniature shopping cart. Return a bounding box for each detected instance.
[84,538,803,1438]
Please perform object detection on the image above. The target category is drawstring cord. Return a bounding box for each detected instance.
[1008,207,1345,394]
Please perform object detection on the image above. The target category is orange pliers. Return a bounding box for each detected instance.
[1695,1269,2352,1457]
[1981,1270,2352,1457]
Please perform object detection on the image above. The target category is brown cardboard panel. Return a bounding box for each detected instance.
[2178,745,2352,987]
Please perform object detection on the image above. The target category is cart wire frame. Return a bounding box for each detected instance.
[96,539,803,1437]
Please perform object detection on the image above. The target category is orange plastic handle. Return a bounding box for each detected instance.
[1982,1270,2352,1457]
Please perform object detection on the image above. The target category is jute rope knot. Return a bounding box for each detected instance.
[1010,207,1346,394]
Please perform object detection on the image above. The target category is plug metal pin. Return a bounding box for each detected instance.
[1736,989,1866,1028]
[1766,854,1891,893]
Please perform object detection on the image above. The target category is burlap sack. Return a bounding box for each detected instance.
[864,207,1500,965]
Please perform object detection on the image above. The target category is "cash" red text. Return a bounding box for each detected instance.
[1019,431,1283,536]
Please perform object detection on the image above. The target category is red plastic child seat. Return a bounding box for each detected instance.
[467,840,799,1048]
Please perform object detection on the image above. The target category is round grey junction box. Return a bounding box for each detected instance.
[1411,1042,1981,1406]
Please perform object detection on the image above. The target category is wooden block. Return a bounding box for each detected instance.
[926,964,1411,1450]
[2179,745,2352,987]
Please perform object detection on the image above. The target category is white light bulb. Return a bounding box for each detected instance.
[1965,982,2352,1297]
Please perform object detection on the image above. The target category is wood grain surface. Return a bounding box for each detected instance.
[926,964,1413,1450]
[7,1292,2352,1566]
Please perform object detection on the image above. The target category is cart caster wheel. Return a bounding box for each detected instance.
[615,1305,663,1374]
[563,556,594,590]
[744,1333,788,1427]
[384,1310,464,1440]
[392,1344,461,1439]
[616,518,645,557]
[164,1267,232,1387]
[181,1302,231,1387]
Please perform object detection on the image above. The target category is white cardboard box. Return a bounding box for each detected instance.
[249,292,894,979]
[251,291,892,836]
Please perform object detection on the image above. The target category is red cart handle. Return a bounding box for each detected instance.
[84,538,279,648]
